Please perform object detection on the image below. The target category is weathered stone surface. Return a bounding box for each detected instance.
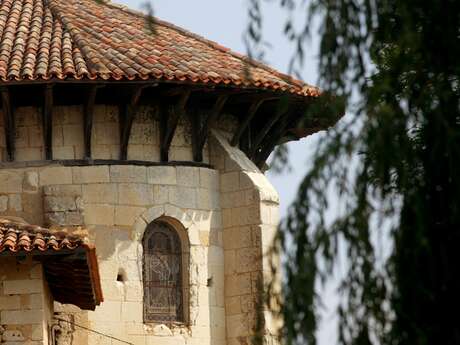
[39,167,72,185]
[72,166,110,184]
[147,166,176,185]
[152,184,169,204]
[2,329,25,341]
[152,324,173,337]
[220,172,239,192]
[45,212,66,226]
[114,206,144,226]
[177,166,199,187]
[3,280,43,294]
[7,194,22,212]
[199,168,219,190]
[0,295,20,310]
[43,184,82,196]
[0,311,43,327]
[23,171,38,192]
[118,183,153,206]
[65,211,84,225]
[82,184,117,204]
[53,145,76,159]
[0,171,23,193]
[110,165,147,183]
[0,195,8,212]
[44,196,77,212]
[63,124,84,146]
[84,204,114,225]
[175,186,197,209]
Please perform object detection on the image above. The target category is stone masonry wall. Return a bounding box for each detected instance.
[0,107,282,345]
[210,131,281,345]
[0,257,53,345]
[0,105,209,163]
[0,164,224,345]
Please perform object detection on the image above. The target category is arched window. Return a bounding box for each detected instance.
[143,221,184,323]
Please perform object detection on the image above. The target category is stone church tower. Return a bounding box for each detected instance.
[0,0,336,344]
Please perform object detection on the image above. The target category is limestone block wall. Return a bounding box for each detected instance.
[0,257,53,345]
[15,107,45,161]
[210,131,281,345]
[0,113,282,345]
[0,164,224,345]
[0,105,209,163]
[52,106,85,160]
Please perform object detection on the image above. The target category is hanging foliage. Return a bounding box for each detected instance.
[247,0,460,344]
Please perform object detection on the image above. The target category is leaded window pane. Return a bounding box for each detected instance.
[143,222,183,323]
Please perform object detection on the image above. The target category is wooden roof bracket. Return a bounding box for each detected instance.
[254,110,293,168]
[230,98,267,147]
[249,98,290,158]
[160,90,191,162]
[189,94,228,162]
[83,85,103,159]
[0,87,15,161]
[119,85,147,160]
[42,84,54,160]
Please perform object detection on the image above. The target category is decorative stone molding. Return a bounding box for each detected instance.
[133,204,199,245]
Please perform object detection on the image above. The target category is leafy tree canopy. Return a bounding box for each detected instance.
[246,0,460,344]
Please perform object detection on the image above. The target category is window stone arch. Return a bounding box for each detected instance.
[142,218,189,324]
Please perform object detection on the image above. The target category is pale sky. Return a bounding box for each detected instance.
[115,1,336,343]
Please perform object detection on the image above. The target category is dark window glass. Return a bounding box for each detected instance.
[143,222,183,323]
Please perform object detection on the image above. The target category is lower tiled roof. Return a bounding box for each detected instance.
[0,218,103,311]
[0,218,84,252]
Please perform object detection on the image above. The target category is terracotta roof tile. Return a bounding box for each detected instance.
[0,0,319,97]
[0,218,85,252]
[0,218,103,310]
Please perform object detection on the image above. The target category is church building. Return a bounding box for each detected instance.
[0,0,337,344]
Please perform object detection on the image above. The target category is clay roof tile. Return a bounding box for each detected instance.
[0,218,103,310]
[0,0,319,97]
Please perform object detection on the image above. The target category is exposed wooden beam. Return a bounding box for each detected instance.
[230,98,266,146]
[201,95,228,141]
[249,99,290,158]
[188,109,202,162]
[162,86,194,97]
[42,85,53,160]
[254,112,293,168]
[240,124,252,154]
[189,94,228,162]
[1,87,14,161]
[160,90,191,162]
[119,86,145,160]
[83,85,99,159]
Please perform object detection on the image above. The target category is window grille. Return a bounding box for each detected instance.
[143,222,183,323]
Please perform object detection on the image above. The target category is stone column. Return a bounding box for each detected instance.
[210,131,281,345]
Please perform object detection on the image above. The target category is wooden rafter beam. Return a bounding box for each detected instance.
[1,87,14,161]
[83,85,100,159]
[188,108,201,162]
[160,90,191,162]
[249,98,290,158]
[189,94,228,162]
[254,112,295,168]
[43,85,53,160]
[230,98,266,146]
[119,86,146,160]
